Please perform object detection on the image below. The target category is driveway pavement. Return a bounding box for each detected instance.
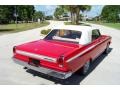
[0,21,120,85]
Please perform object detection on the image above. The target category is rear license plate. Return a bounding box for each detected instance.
[29,58,40,67]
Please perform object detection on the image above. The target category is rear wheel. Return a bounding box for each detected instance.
[81,60,90,75]
[104,44,110,54]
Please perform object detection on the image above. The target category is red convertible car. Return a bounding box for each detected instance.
[13,25,111,79]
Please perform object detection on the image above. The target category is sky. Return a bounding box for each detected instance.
[34,5,57,16]
[34,5,104,18]
[85,5,104,18]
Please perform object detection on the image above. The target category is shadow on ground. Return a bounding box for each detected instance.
[0,29,14,32]
[26,48,113,85]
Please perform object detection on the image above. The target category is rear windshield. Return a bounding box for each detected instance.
[44,29,82,44]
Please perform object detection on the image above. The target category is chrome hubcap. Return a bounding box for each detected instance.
[83,61,90,74]
[106,45,109,53]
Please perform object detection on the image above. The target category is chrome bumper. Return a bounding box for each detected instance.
[13,58,72,79]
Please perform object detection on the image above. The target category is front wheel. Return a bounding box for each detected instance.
[81,60,90,75]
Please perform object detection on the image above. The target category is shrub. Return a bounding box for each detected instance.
[41,29,51,35]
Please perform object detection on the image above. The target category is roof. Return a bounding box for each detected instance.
[51,25,100,45]
[52,25,99,32]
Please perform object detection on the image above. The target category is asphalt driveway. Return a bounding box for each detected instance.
[0,21,120,85]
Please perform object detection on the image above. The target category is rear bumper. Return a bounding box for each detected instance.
[13,58,72,79]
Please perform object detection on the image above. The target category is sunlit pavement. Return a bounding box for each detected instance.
[0,21,120,85]
[81,23,120,85]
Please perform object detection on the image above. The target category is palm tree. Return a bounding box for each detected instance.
[61,5,91,24]
[60,5,77,24]
[76,5,91,24]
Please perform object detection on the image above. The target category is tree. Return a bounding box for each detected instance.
[59,5,75,23]
[33,11,45,22]
[0,5,14,24]
[54,7,64,19]
[76,5,91,24]
[0,5,35,24]
[45,15,53,20]
[17,5,35,22]
[60,5,91,24]
[101,5,120,23]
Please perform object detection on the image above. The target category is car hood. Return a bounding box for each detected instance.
[16,40,83,58]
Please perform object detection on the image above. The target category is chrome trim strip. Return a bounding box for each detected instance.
[16,50,57,63]
[66,44,96,63]
[13,58,72,79]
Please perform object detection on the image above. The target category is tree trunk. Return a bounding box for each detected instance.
[71,13,76,24]
[74,13,77,24]
[71,12,73,23]
[71,12,74,24]
[75,8,80,25]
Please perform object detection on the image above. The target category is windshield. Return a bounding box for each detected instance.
[44,29,82,44]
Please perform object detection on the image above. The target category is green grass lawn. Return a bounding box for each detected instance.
[101,23,120,29]
[87,21,120,30]
[0,22,50,33]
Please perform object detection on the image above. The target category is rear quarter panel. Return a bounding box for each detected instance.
[65,35,111,72]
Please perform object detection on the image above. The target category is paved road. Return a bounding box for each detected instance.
[0,21,120,85]
[81,23,120,85]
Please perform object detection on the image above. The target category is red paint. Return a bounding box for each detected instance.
[13,35,111,73]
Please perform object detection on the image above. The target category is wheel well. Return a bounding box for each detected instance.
[108,42,111,45]
[89,58,93,64]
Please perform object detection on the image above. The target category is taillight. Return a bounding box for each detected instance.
[57,55,64,67]
[13,46,16,53]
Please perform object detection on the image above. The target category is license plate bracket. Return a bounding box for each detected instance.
[29,58,40,67]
